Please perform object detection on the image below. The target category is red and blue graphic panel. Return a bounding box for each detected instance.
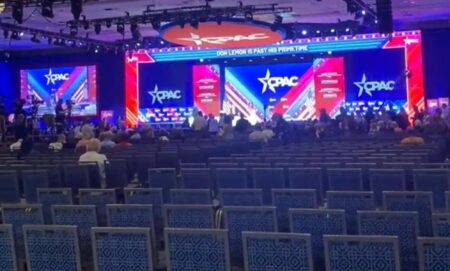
[20,65,97,116]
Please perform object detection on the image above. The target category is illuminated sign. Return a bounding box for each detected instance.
[354,74,396,97]
[44,69,70,85]
[148,85,182,105]
[258,69,299,94]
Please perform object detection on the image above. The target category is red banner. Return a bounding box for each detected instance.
[193,65,221,116]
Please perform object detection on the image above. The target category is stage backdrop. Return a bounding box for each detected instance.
[126,31,424,125]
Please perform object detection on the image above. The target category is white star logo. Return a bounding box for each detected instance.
[258,69,277,94]
[354,74,371,97]
[44,69,55,85]
[148,84,160,105]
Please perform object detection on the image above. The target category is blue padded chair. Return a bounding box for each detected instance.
[215,168,248,189]
[369,169,406,207]
[164,204,215,229]
[243,232,314,271]
[63,164,90,193]
[418,237,450,271]
[326,191,375,234]
[357,210,419,271]
[1,204,44,260]
[148,168,177,202]
[79,189,117,227]
[135,154,156,182]
[432,213,450,237]
[104,160,128,189]
[223,206,277,265]
[51,205,97,264]
[272,189,317,232]
[328,168,363,191]
[289,209,346,269]
[414,169,449,209]
[21,169,49,203]
[165,228,231,271]
[92,227,154,271]
[219,189,263,206]
[252,168,285,204]
[383,191,434,237]
[324,235,401,271]
[288,168,323,203]
[0,224,17,271]
[37,188,73,224]
[124,188,163,239]
[170,189,212,204]
[24,225,81,271]
[181,168,212,189]
[36,164,62,188]
[0,171,21,203]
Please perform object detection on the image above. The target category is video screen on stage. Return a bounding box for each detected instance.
[20,65,97,116]
[138,62,193,123]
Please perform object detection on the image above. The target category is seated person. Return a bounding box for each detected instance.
[249,124,267,143]
[49,134,66,152]
[401,128,425,145]
[117,132,133,148]
[9,139,23,152]
[99,131,116,150]
[75,131,93,152]
[79,138,108,179]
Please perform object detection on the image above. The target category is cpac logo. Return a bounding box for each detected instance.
[44,69,69,85]
[354,74,396,97]
[148,85,182,105]
[178,33,269,46]
[258,69,298,94]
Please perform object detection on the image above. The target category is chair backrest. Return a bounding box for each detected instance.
[0,171,21,204]
[1,204,44,259]
[324,235,401,271]
[37,188,72,223]
[414,169,449,209]
[0,224,17,271]
[215,168,248,189]
[63,165,90,193]
[104,160,128,188]
[357,210,419,271]
[418,237,450,271]
[135,154,156,182]
[156,151,178,168]
[22,169,49,203]
[252,168,285,204]
[369,169,406,206]
[432,213,450,237]
[23,225,81,271]
[326,191,375,234]
[92,227,154,271]
[79,189,117,226]
[165,228,231,271]
[272,189,317,232]
[36,164,62,187]
[289,208,346,268]
[243,232,313,271]
[164,204,215,229]
[383,191,434,236]
[148,168,177,202]
[288,168,323,203]
[181,168,213,189]
[222,206,277,264]
[124,188,164,237]
[170,189,212,204]
[328,168,363,191]
[219,189,263,206]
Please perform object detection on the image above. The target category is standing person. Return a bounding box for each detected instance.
[207,114,219,135]
[192,111,207,135]
[234,113,250,140]
[397,108,410,130]
[55,99,66,134]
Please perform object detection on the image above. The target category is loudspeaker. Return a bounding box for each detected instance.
[376,0,393,33]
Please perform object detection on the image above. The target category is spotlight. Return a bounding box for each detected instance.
[41,0,54,18]
[316,30,321,34]
[94,23,101,35]
[345,28,350,32]
[19,32,24,37]
[301,30,308,36]
[151,19,161,30]
[70,0,83,21]
[330,28,336,33]
[190,19,199,29]
[30,34,40,43]
[117,21,125,35]
[12,1,23,24]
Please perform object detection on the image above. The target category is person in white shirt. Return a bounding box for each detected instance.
[249,124,268,143]
[9,139,22,152]
[79,138,107,179]
[262,125,275,139]
[100,131,116,150]
[49,134,66,152]
[192,111,207,131]
[207,114,219,135]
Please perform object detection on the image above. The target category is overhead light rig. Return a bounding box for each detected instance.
[67,3,293,31]
[342,0,377,25]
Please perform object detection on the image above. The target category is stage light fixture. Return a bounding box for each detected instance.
[41,0,54,18]
[190,19,199,29]
[330,28,336,33]
[301,30,308,36]
[244,11,253,21]
[117,21,125,35]
[94,23,101,35]
[70,0,83,21]
[12,1,24,24]
[270,14,283,31]
[130,23,141,40]
[151,19,161,30]
[30,33,40,43]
